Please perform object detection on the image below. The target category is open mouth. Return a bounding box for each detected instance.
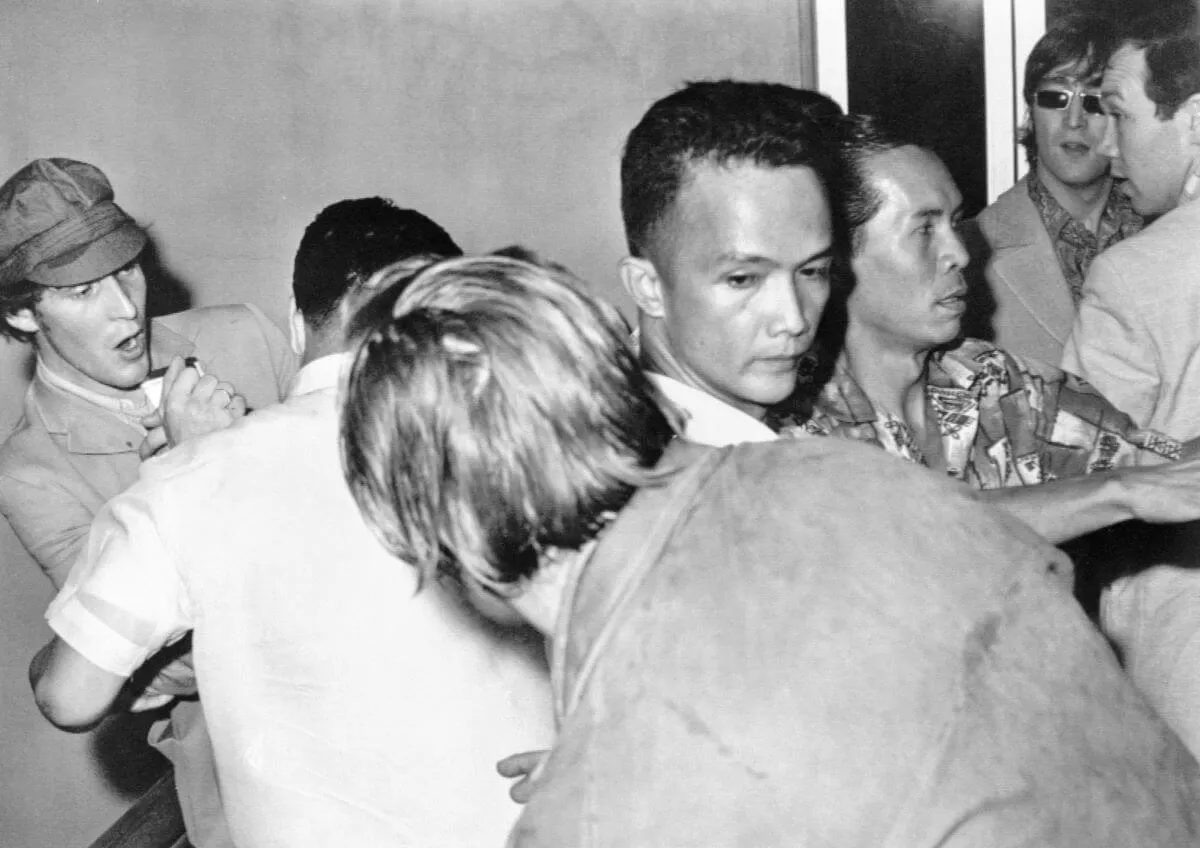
[116,329,146,356]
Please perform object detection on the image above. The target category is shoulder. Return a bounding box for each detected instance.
[0,402,59,482]
[140,390,332,487]
[975,180,1027,226]
[971,179,1036,242]
[1092,210,1196,277]
[154,303,272,339]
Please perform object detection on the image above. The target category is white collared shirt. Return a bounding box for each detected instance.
[647,372,777,446]
[47,352,554,847]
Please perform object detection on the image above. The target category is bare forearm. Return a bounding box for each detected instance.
[29,637,125,732]
[980,474,1134,544]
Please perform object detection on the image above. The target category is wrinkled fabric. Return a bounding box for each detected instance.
[48,357,555,847]
[1026,168,1142,305]
[789,339,1180,487]
[511,439,1200,848]
[2,302,296,848]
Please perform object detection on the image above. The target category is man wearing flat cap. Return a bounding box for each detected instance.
[0,157,296,847]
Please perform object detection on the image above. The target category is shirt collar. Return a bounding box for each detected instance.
[647,372,777,446]
[36,359,154,421]
[288,353,348,397]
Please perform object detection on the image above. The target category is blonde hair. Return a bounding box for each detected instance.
[340,254,673,590]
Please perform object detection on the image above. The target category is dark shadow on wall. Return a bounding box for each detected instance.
[846,0,988,217]
[91,711,170,799]
[959,218,998,342]
[140,233,193,319]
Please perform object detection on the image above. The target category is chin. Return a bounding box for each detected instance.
[745,380,797,409]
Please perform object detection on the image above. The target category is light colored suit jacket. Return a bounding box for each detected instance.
[0,302,296,586]
[0,302,295,848]
[966,177,1075,368]
[1063,198,1200,439]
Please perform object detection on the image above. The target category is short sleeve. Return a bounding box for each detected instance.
[47,488,193,677]
[1061,253,1158,428]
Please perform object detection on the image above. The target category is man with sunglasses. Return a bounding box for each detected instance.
[967,16,1141,366]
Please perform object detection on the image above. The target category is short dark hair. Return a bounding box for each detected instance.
[619,80,841,257]
[1104,3,1200,120]
[834,115,918,255]
[1019,15,1112,165]
[0,279,45,344]
[292,197,461,331]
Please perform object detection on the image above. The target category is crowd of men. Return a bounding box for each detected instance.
[4,3,1200,846]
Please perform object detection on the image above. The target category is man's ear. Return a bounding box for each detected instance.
[618,256,666,319]
[5,307,39,337]
[287,295,306,357]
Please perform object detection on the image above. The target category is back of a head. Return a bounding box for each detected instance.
[292,197,461,330]
[1106,1,1200,119]
[340,253,674,593]
[619,79,841,257]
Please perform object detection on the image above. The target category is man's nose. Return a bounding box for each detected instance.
[102,276,139,319]
[768,277,809,337]
[944,231,969,272]
[1066,94,1087,129]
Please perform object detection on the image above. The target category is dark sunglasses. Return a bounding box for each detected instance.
[1035,89,1104,115]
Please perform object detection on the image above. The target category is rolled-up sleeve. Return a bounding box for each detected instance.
[47,488,192,678]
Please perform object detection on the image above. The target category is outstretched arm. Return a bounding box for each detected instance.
[981,454,1200,544]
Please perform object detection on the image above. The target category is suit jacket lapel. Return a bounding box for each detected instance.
[987,183,1076,347]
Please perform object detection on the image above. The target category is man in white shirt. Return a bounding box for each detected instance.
[618,81,840,444]
[29,198,556,847]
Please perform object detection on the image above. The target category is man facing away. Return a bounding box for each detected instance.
[28,198,556,847]
[791,115,1200,755]
[966,14,1141,365]
[0,157,296,847]
[619,80,840,444]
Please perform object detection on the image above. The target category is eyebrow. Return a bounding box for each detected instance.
[714,246,834,266]
[913,204,964,223]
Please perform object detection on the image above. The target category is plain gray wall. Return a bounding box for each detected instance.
[0,0,809,843]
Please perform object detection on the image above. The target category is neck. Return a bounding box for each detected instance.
[300,326,344,367]
[1036,163,1112,232]
[639,318,768,422]
[842,322,929,426]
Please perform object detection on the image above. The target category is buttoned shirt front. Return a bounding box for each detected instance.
[47,354,555,848]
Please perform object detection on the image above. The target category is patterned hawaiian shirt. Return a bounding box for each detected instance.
[1027,168,1142,305]
[784,339,1181,490]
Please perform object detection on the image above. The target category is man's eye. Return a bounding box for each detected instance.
[725,273,759,289]
[799,263,832,282]
[116,260,140,276]
[67,283,97,298]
